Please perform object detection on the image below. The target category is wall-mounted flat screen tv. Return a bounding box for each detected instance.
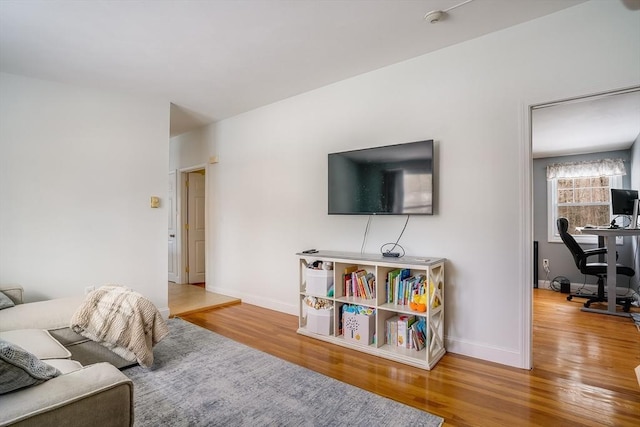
[328,139,434,215]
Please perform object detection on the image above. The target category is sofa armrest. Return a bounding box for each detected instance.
[0,285,23,305]
[0,362,133,427]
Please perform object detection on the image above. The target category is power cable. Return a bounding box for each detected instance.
[380,215,410,257]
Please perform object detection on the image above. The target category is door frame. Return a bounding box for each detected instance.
[175,164,207,285]
[524,85,639,370]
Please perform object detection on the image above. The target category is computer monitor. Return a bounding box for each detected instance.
[611,188,639,229]
[611,189,638,215]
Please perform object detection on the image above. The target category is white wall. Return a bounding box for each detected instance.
[203,1,640,368]
[0,72,170,315]
[169,127,208,171]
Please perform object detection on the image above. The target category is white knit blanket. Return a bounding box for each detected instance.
[70,285,169,368]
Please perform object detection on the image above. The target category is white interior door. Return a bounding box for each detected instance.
[187,171,206,284]
[168,171,179,283]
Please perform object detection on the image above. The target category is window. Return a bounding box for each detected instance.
[547,159,625,243]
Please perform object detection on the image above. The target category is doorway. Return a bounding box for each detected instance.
[529,86,640,366]
[168,166,207,286]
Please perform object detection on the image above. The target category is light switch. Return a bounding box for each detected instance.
[150,196,160,208]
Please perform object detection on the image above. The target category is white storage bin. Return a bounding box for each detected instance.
[306,307,334,335]
[306,268,333,296]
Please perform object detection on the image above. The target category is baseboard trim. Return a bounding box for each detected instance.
[537,280,635,295]
[537,279,599,292]
[205,285,298,316]
[445,337,525,369]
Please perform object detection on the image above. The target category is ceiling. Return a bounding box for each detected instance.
[0,0,637,156]
[532,89,640,159]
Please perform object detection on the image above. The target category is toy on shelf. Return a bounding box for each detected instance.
[409,293,427,312]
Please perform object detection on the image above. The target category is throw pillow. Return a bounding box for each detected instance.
[0,339,61,395]
[0,291,14,310]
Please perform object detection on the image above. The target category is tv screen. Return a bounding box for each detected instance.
[328,140,434,215]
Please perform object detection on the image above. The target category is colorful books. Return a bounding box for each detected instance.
[386,315,426,351]
[385,270,428,306]
[409,318,427,351]
[348,269,375,299]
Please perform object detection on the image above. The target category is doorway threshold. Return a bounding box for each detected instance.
[168,282,240,317]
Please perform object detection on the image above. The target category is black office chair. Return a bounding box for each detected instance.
[556,217,634,312]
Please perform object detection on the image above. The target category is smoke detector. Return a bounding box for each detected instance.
[424,10,445,24]
[424,0,476,24]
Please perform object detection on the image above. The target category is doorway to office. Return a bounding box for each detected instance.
[528,86,640,366]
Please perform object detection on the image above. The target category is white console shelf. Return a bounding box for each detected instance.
[297,250,445,370]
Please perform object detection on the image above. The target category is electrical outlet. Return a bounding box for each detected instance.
[543,259,550,270]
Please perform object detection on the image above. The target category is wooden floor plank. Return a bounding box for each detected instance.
[181,289,640,426]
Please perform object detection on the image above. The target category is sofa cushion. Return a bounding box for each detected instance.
[0,295,85,332]
[0,362,133,426]
[0,286,23,305]
[0,291,15,309]
[0,329,71,360]
[0,339,61,395]
[43,358,83,374]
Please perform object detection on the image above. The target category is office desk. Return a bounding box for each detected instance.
[578,227,640,316]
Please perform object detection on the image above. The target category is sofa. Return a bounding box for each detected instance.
[0,285,134,427]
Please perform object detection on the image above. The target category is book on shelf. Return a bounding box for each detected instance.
[389,269,431,306]
[365,272,375,299]
[351,270,362,298]
[386,314,424,350]
[386,269,401,304]
[409,318,427,351]
[395,269,411,305]
[397,315,416,348]
[385,315,399,347]
[350,269,375,300]
[343,265,358,298]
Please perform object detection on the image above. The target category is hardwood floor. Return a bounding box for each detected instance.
[181,289,640,426]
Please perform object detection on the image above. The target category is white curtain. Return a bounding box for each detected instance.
[546,158,626,180]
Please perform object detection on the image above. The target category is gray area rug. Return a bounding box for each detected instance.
[123,318,443,427]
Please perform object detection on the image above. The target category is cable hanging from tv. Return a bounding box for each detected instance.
[381,215,410,258]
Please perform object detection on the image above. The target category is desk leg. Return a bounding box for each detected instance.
[606,235,616,313]
[582,234,630,317]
